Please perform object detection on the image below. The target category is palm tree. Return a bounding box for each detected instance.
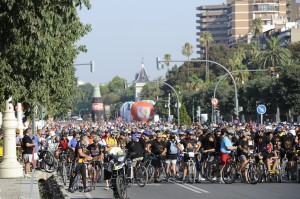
[251,18,263,40]
[163,54,171,71]
[256,37,292,69]
[251,18,263,48]
[182,42,194,79]
[199,31,213,81]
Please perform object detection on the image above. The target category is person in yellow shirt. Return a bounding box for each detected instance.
[105,131,117,152]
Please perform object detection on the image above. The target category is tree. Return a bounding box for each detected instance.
[199,31,213,81]
[182,42,194,79]
[286,41,300,64]
[107,76,126,94]
[251,18,263,42]
[0,0,91,117]
[178,102,191,125]
[163,54,171,71]
[256,37,292,69]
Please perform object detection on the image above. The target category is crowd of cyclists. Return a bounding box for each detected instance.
[18,120,300,193]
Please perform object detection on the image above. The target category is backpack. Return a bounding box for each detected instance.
[169,141,178,155]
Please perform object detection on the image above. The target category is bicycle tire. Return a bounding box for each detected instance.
[206,161,219,183]
[116,175,128,199]
[248,163,259,184]
[188,163,196,184]
[147,164,155,182]
[43,151,55,166]
[222,163,236,184]
[89,167,96,190]
[136,166,148,187]
[62,162,67,186]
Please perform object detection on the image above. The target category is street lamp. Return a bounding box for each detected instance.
[74,61,95,73]
[156,58,238,118]
[155,80,180,125]
[212,69,268,124]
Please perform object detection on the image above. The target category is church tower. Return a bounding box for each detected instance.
[134,61,150,101]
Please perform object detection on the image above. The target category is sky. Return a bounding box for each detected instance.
[75,0,225,85]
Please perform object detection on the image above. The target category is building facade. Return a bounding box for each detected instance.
[196,4,228,57]
[134,63,150,102]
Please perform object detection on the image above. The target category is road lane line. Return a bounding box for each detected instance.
[85,192,94,199]
[183,183,210,193]
[174,183,202,193]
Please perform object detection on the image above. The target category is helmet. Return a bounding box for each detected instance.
[142,130,151,136]
[93,135,100,143]
[185,129,195,135]
[275,127,283,133]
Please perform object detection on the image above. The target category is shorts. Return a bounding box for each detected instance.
[23,154,33,163]
[220,152,230,165]
[239,155,249,169]
[165,159,177,164]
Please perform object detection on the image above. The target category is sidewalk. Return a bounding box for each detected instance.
[0,170,40,199]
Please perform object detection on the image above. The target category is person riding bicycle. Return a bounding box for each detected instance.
[150,132,167,183]
[280,129,298,173]
[263,143,279,172]
[237,130,251,183]
[180,129,201,183]
[126,134,144,167]
[165,133,183,180]
[219,128,237,183]
[68,135,93,193]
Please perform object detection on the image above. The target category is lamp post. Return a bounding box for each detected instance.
[156,80,180,125]
[212,69,268,123]
[156,58,238,118]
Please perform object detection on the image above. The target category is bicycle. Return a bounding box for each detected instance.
[143,154,155,182]
[126,158,148,187]
[57,150,68,185]
[182,151,199,184]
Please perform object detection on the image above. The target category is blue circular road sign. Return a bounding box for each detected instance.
[257,105,267,114]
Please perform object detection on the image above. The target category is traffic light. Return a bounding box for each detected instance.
[90,61,95,73]
[268,66,275,76]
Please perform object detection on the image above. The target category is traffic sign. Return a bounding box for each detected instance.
[257,104,266,114]
[211,98,218,107]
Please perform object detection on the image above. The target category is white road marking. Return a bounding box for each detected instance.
[183,183,210,193]
[85,192,94,199]
[174,183,202,193]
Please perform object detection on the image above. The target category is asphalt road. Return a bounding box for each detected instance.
[61,179,300,199]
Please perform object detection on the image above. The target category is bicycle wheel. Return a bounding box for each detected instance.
[116,175,128,199]
[136,166,148,187]
[43,151,55,166]
[62,162,67,186]
[222,163,236,184]
[206,161,219,183]
[248,163,260,184]
[89,167,96,190]
[147,164,155,182]
[188,163,196,184]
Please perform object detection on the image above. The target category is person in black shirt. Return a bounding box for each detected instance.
[126,134,144,167]
[180,130,200,182]
[22,128,35,178]
[254,129,271,154]
[150,132,166,183]
[280,131,297,163]
[68,135,92,193]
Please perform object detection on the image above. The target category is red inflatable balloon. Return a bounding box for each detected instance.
[130,101,155,122]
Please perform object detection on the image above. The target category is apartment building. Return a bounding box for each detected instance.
[196,4,228,57]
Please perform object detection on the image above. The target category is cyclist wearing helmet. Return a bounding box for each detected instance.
[68,135,92,193]
[180,129,201,183]
[254,128,271,154]
[140,130,151,154]
[117,131,129,150]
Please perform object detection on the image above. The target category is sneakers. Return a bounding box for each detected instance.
[198,177,206,181]
[24,174,32,178]
[218,177,225,184]
[84,187,92,192]
[104,186,109,190]
[68,188,75,193]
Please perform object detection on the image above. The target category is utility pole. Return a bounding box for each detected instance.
[168,93,171,117]
[192,98,195,123]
